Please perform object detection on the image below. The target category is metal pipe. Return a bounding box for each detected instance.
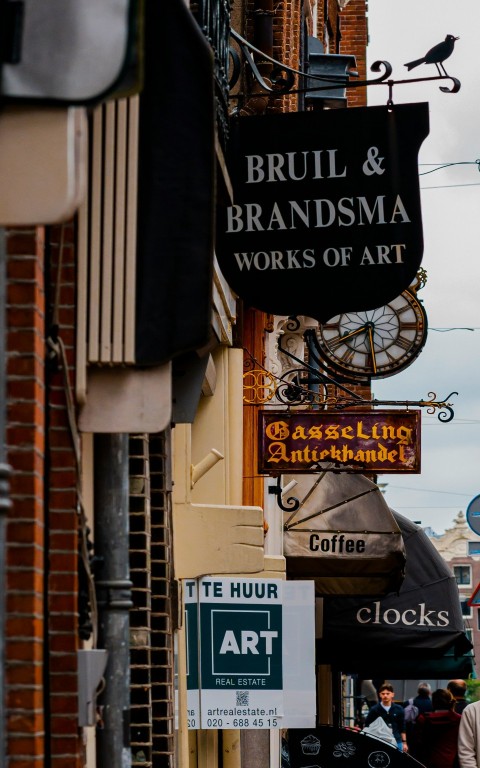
[239,0,274,116]
[191,448,224,487]
[94,433,132,768]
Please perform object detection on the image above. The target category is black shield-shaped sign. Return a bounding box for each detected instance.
[216,103,429,322]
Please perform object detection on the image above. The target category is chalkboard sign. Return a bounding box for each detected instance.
[287,725,425,767]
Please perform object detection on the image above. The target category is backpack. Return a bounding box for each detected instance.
[404,698,419,724]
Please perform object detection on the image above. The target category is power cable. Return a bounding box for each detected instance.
[421,182,480,189]
[419,160,480,176]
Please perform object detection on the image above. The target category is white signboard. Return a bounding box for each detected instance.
[183,577,315,730]
[199,577,284,728]
[281,580,316,728]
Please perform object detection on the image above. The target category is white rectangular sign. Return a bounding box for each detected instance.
[199,577,284,728]
[183,577,315,730]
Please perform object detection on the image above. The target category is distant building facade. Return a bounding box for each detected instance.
[427,511,480,670]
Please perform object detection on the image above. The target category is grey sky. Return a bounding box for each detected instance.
[366,1,480,532]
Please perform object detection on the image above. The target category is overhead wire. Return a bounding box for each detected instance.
[419,160,480,176]
[417,159,480,189]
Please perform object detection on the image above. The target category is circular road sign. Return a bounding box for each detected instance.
[466,495,480,535]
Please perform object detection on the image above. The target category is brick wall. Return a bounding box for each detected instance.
[6,226,47,768]
[5,222,83,768]
[46,223,82,768]
[340,0,368,107]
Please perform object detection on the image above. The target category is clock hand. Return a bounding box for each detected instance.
[339,325,368,343]
[367,325,377,374]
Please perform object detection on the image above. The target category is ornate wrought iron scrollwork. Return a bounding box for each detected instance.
[419,392,458,423]
[268,476,300,513]
[275,368,329,407]
[229,28,461,102]
[243,331,458,422]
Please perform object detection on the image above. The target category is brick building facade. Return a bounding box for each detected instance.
[1,2,371,768]
[6,222,81,767]
[428,512,480,672]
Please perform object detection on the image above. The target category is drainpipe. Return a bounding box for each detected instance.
[240,3,275,761]
[94,433,132,768]
[0,227,10,768]
[239,0,274,116]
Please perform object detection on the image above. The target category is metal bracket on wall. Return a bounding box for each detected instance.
[275,328,458,423]
[229,29,461,103]
[268,475,300,513]
[243,324,457,423]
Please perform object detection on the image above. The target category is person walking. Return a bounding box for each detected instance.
[412,688,461,768]
[365,682,408,752]
[458,699,480,767]
[449,679,469,715]
[403,682,433,751]
[413,682,434,715]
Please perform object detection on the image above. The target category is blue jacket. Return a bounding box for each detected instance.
[365,702,405,741]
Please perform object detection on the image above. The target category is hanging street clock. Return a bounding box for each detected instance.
[313,288,428,381]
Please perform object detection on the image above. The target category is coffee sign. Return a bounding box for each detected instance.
[216,103,429,322]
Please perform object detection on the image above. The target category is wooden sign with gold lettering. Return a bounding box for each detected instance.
[258,410,420,474]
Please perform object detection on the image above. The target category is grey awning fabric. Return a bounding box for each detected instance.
[317,511,473,670]
[283,473,406,596]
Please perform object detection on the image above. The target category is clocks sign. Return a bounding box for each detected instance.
[216,103,429,323]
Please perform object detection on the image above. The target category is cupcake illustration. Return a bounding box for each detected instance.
[300,734,321,755]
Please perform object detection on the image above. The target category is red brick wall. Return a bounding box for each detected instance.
[272,0,301,112]
[340,0,368,107]
[6,227,47,768]
[46,223,82,768]
[5,223,83,768]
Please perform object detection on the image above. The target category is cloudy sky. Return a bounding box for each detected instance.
[367,1,480,533]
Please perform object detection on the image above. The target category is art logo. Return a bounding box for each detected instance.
[214,609,280,674]
[200,603,283,689]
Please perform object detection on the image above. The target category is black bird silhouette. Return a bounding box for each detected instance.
[404,34,459,76]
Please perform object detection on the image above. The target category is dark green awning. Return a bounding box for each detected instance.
[317,512,475,677]
[330,648,474,680]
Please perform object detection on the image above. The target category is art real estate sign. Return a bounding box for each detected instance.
[259,410,421,474]
[184,577,315,729]
[216,103,429,322]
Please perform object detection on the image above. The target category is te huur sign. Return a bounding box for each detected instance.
[216,103,429,322]
[259,410,421,474]
[184,577,316,730]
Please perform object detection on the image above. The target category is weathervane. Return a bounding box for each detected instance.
[229,30,461,103]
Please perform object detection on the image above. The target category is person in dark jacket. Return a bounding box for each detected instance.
[448,679,469,715]
[412,682,434,715]
[403,682,433,749]
[365,682,408,752]
[412,687,461,768]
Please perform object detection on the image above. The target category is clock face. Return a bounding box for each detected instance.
[315,290,428,380]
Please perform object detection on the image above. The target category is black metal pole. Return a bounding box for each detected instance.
[94,433,132,768]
